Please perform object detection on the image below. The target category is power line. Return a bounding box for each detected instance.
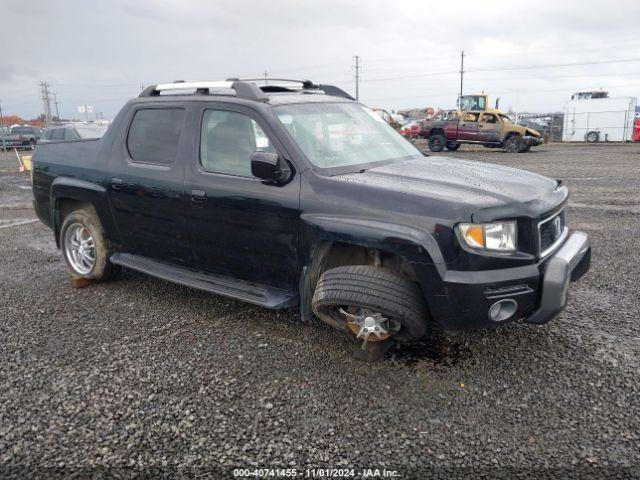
[370,82,640,103]
[356,56,640,84]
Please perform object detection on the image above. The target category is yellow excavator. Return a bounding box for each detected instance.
[458,93,500,113]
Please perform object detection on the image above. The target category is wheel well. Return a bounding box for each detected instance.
[54,198,96,246]
[307,241,419,293]
[429,128,445,137]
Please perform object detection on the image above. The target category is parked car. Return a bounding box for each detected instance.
[31,79,590,361]
[400,120,422,139]
[40,124,108,142]
[421,110,543,153]
[3,125,43,149]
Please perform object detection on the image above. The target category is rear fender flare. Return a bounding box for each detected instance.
[50,177,111,247]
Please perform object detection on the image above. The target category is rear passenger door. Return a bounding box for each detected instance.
[458,112,480,141]
[185,104,300,290]
[107,104,191,265]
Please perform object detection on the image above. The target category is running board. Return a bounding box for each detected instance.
[110,253,298,309]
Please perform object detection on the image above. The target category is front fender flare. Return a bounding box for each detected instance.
[298,214,448,321]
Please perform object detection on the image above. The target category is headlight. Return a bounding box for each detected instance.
[458,221,517,251]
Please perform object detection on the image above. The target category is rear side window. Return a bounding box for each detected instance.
[51,129,65,141]
[127,108,185,166]
[64,128,80,140]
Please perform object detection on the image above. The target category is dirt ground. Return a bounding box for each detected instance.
[1,143,639,478]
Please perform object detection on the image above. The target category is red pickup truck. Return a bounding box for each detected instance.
[421,110,543,153]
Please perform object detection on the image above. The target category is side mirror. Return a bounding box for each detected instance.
[250,152,291,184]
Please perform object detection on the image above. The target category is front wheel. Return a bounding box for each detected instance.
[61,208,118,281]
[428,135,446,152]
[312,266,427,360]
[503,135,523,153]
[28,139,36,150]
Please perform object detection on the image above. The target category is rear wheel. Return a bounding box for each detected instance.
[312,266,427,361]
[61,208,118,281]
[503,135,523,153]
[586,131,599,143]
[445,142,461,151]
[428,134,446,152]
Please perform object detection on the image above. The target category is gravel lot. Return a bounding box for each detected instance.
[1,144,639,479]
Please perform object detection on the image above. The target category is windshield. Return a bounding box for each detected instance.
[274,103,422,169]
[11,126,33,134]
[500,114,511,123]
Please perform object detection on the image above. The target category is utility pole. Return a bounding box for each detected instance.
[40,81,52,127]
[0,100,6,152]
[458,50,465,106]
[264,69,268,85]
[353,55,360,102]
[53,92,60,122]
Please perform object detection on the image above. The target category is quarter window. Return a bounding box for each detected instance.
[51,129,65,141]
[127,108,185,166]
[200,110,275,177]
[64,128,80,140]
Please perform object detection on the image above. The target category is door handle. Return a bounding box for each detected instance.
[111,177,123,190]
[191,189,206,204]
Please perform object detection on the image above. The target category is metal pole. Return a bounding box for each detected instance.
[459,50,465,106]
[0,101,6,152]
[84,105,89,123]
[354,55,360,102]
[53,92,60,122]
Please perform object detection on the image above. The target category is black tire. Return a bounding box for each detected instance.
[28,139,36,150]
[445,142,461,151]
[312,265,427,342]
[586,131,599,143]
[428,134,446,152]
[60,208,119,281]
[520,144,531,153]
[503,135,523,153]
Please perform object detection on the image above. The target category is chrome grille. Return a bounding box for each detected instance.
[538,209,567,257]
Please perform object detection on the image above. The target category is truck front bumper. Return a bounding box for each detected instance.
[432,232,591,332]
[524,231,590,324]
[524,135,543,146]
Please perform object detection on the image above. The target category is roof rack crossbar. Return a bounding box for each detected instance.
[139,80,268,101]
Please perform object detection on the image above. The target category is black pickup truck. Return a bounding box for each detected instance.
[31,79,591,361]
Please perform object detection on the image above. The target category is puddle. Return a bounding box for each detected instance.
[389,334,468,367]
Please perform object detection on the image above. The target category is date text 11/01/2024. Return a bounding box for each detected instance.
[232,468,400,478]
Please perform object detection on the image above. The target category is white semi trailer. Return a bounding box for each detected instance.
[563,90,637,142]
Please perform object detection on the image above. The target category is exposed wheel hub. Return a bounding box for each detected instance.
[339,307,391,348]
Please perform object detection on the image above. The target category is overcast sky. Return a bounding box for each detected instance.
[2,0,639,120]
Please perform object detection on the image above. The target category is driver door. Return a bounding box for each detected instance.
[185,104,301,290]
[478,113,502,143]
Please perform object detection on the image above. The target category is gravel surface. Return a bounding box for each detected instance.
[1,144,639,479]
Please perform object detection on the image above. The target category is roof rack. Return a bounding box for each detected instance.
[139,78,355,101]
[139,80,268,101]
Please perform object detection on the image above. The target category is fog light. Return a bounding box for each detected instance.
[488,299,518,322]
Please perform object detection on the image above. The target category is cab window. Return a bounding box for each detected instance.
[200,110,275,177]
[480,114,498,124]
[126,108,186,166]
[463,112,480,122]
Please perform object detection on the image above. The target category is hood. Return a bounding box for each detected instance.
[525,127,541,137]
[335,156,567,221]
